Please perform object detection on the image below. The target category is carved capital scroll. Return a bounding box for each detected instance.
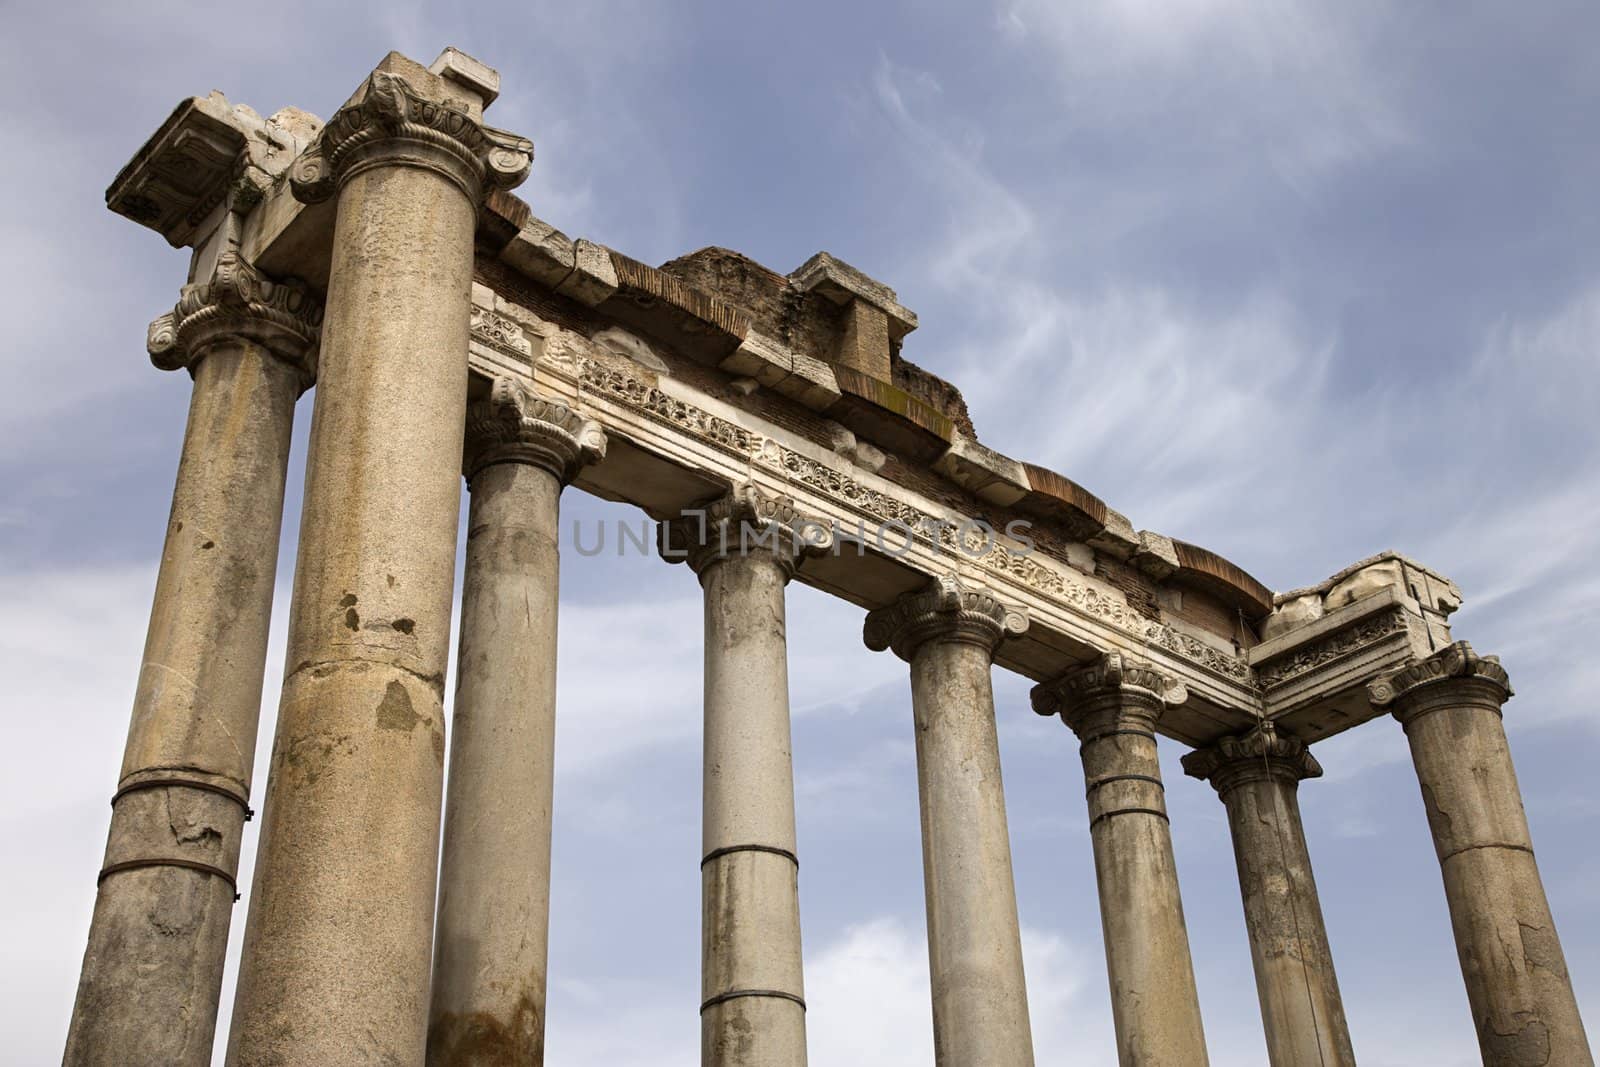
[290,70,532,204]
[463,377,606,485]
[1031,652,1188,738]
[1368,640,1513,725]
[863,574,1028,662]
[659,482,833,580]
[147,249,322,386]
[1181,721,1323,794]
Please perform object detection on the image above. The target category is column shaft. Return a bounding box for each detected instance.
[1035,655,1207,1067]
[663,485,816,1067]
[911,638,1034,1064]
[1373,643,1593,1067]
[65,337,302,1066]
[227,59,530,1063]
[429,463,560,1063]
[1226,780,1351,1066]
[701,551,807,1067]
[1184,728,1354,1067]
[866,575,1034,1066]
[428,381,603,1066]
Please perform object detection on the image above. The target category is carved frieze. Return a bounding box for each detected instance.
[547,338,1253,684]
[470,305,532,360]
[1256,607,1409,689]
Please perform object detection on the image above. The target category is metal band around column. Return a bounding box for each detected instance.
[701,843,799,868]
[1084,773,1165,796]
[700,989,808,1014]
[1089,807,1172,829]
[111,776,254,820]
[98,858,241,901]
[1078,728,1156,755]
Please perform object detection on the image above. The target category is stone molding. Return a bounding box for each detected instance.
[1368,640,1513,726]
[1032,652,1188,738]
[1255,604,1411,690]
[290,70,532,204]
[1181,721,1323,794]
[658,482,831,580]
[560,352,1250,686]
[147,249,322,386]
[463,377,605,484]
[107,92,321,249]
[470,304,533,360]
[863,574,1028,662]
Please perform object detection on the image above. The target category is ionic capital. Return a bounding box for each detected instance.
[147,249,322,386]
[659,483,831,581]
[863,574,1028,662]
[463,378,605,484]
[1031,652,1188,738]
[1181,721,1323,795]
[1368,640,1513,726]
[290,69,532,205]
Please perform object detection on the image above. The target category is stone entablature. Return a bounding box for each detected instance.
[105,50,1467,749]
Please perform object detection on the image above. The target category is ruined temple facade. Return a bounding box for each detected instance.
[65,48,1591,1067]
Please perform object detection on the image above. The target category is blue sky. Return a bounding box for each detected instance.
[3,2,1598,1063]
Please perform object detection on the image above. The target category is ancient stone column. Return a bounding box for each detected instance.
[63,254,320,1067]
[227,57,532,1066]
[1033,653,1208,1067]
[1182,723,1354,1067]
[660,485,827,1067]
[864,575,1034,1067]
[427,380,604,1065]
[1370,641,1594,1067]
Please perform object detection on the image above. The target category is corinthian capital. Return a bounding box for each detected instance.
[1031,652,1188,737]
[290,68,532,205]
[463,377,606,484]
[863,574,1028,661]
[659,483,832,580]
[1181,721,1322,794]
[146,249,322,384]
[1367,640,1513,724]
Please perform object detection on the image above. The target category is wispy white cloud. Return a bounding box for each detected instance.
[996,0,1412,189]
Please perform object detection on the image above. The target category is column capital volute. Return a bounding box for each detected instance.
[1181,721,1322,795]
[1368,640,1513,727]
[463,377,606,485]
[290,67,532,206]
[1031,652,1188,738]
[658,482,832,582]
[862,574,1028,662]
[146,249,322,388]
